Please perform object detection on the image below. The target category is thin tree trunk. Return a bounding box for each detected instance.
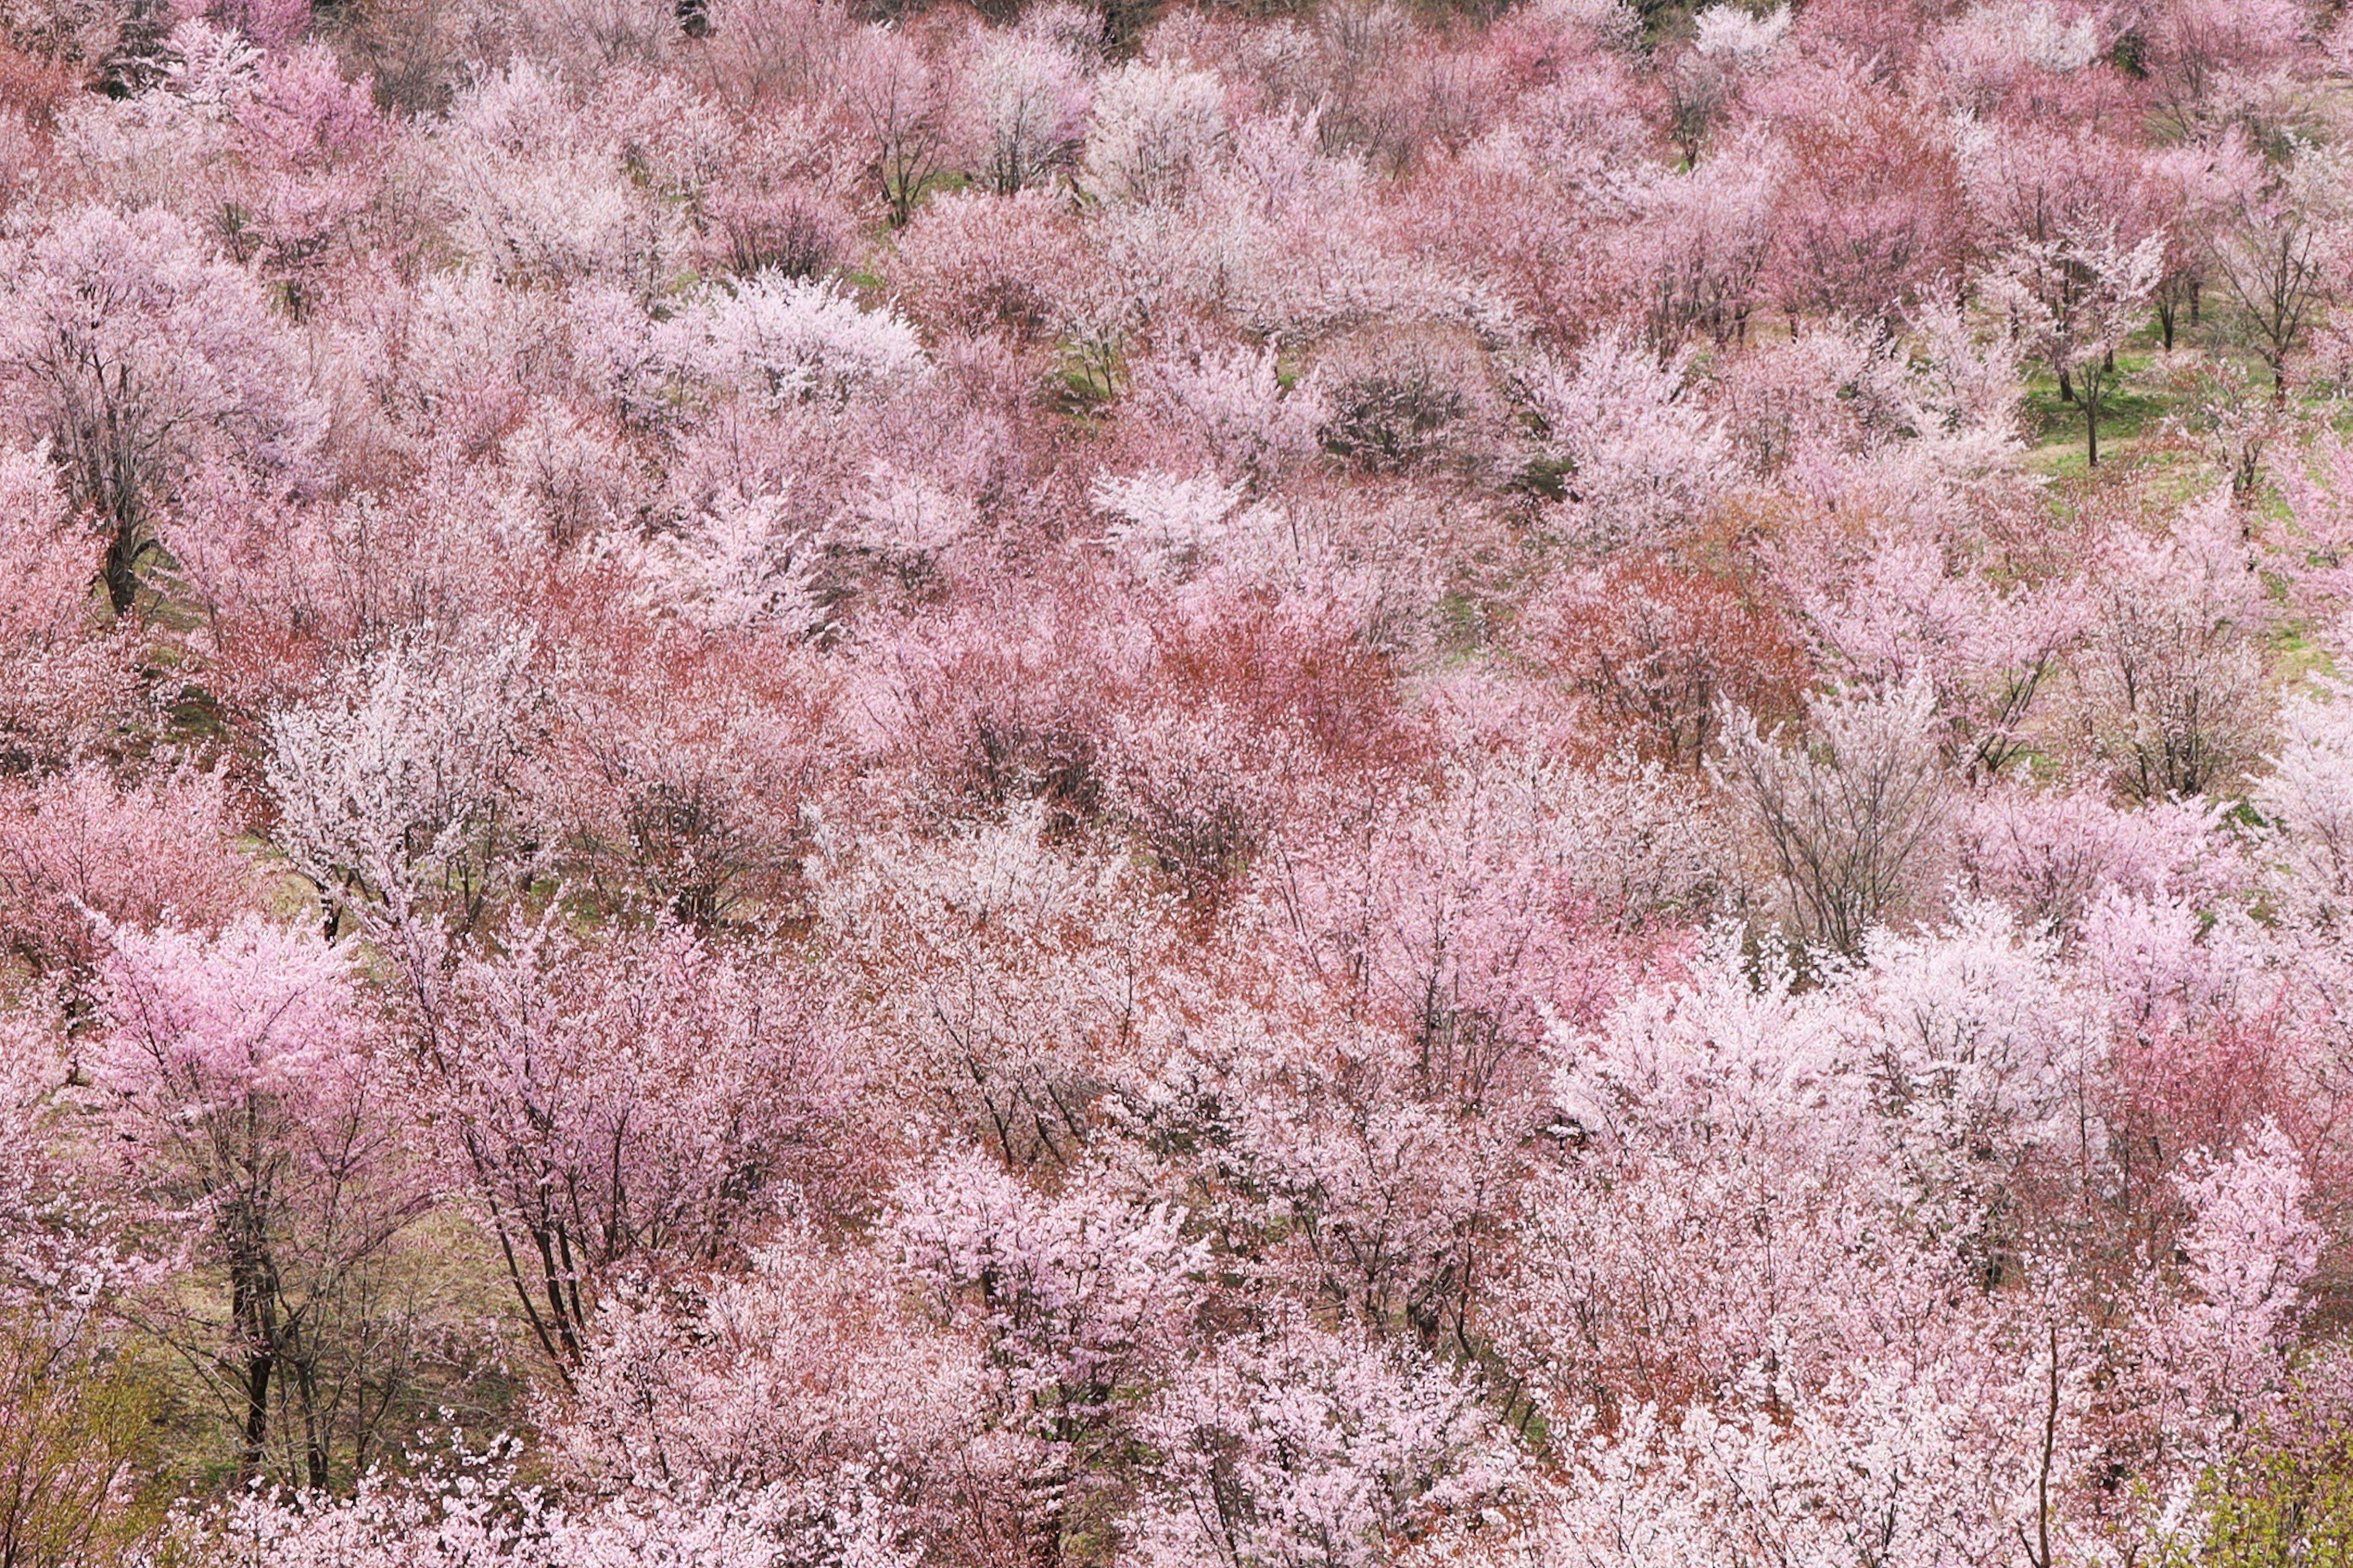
[298,1354,328,1493]
[228,1224,278,1481]
[238,1322,274,1481]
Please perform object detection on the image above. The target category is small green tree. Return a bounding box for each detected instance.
[2177,1413,2353,1568]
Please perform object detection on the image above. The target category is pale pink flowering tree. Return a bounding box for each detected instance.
[843,26,953,229]
[2272,433,2353,617]
[2254,678,2353,929]
[1128,343,1332,486]
[1927,0,2099,117]
[1988,224,2163,464]
[1716,679,1953,957]
[0,761,262,1007]
[2142,0,2309,135]
[1853,900,2111,1240]
[2066,496,2273,802]
[2136,134,2260,352]
[624,487,825,634]
[2211,144,2352,402]
[1511,924,1993,1412]
[1504,908,2114,1568]
[1778,521,2085,779]
[1711,322,1914,477]
[553,1221,1009,1559]
[1267,742,1687,1113]
[889,1149,1203,1559]
[2138,1121,2324,1452]
[433,61,686,292]
[1091,469,1248,578]
[1131,1311,1523,1568]
[167,1433,909,1568]
[1519,330,1740,554]
[892,1148,1200,1426]
[224,44,387,314]
[400,915,844,1374]
[891,187,1089,340]
[158,17,262,112]
[954,25,1090,196]
[0,1007,152,1568]
[697,108,866,280]
[1613,134,1781,352]
[1963,125,2143,391]
[0,205,325,615]
[1523,1350,2089,1568]
[1142,986,1537,1357]
[1081,59,1227,206]
[2073,885,2268,1048]
[1662,7,1786,165]
[1955,786,2238,938]
[659,273,928,414]
[97,915,426,1488]
[0,1012,123,1317]
[264,629,551,940]
[812,797,1167,1170]
[0,445,133,770]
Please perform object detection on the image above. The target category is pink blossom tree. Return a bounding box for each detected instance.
[0,205,325,615]
[97,915,425,1488]
[397,917,843,1374]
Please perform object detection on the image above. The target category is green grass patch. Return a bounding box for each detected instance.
[2020,353,2172,456]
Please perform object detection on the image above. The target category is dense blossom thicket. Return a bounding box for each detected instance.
[6,0,2353,1562]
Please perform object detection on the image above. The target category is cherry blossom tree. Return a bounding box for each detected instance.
[224,44,388,314]
[2149,1121,2323,1440]
[1132,1310,1521,1568]
[1082,59,1226,206]
[97,915,425,1488]
[1991,225,2162,464]
[661,271,928,412]
[0,205,324,615]
[0,1009,152,1568]
[2256,678,2353,928]
[955,25,1089,196]
[0,445,132,772]
[397,916,843,1374]
[265,629,551,941]
[846,27,952,229]
[2066,498,2272,802]
[0,761,261,1008]
[1520,331,1741,553]
[1718,680,1953,958]
[2213,146,2351,401]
